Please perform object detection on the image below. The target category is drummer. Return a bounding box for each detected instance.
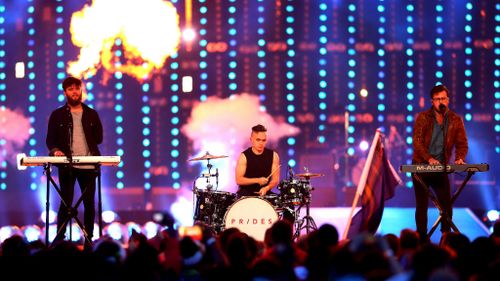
[235,124,298,225]
[235,124,280,197]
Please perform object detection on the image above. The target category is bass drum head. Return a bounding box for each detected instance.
[224,197,278,241]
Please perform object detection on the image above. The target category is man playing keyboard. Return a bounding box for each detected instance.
[411,84,468,243]
[46,76,103,249]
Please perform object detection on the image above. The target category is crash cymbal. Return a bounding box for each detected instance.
[188,152,228,161]
[295,172,324,179]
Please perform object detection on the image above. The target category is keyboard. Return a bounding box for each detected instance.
[20,155,121,167]
[400,163,489,173]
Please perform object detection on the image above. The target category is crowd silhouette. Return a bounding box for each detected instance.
[1,219,499,281]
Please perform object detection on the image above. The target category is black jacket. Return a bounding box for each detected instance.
[46,103,103,156]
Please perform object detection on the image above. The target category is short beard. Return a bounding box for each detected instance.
[67,98,81,107]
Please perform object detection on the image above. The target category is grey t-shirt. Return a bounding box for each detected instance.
[71,111,93,169]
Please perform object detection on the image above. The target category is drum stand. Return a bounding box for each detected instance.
[280,170,322,239]
[192,156,221,232]
[43,163,102,248]
[293,201,317,239]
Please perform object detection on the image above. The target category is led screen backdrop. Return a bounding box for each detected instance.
[0,0,498,225]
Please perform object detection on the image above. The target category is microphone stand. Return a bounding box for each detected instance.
[68,122,73,164]
[54,115,75,244]
[439,104,447,171]
[206,159,213,190]
[192,179,198,224]
[440,104,450,230]
[439,104,448,167]
[66,118,74,242]
[215,168,219,190]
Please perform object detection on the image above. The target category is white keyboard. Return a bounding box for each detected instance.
[20,155,121,167]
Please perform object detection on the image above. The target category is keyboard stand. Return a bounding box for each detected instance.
[426,170,476,237]
[42,163,103,248]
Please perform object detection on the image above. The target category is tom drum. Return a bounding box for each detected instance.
[277,179,311,206]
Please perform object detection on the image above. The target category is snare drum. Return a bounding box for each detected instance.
[224,197,279,241]
[262,193,281,208]
[277,179,311,206]
[194,190,237,229]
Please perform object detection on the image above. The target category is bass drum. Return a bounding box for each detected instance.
[194,190,237,232]
[224,197,279,241]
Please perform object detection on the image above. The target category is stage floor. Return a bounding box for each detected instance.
[301,207,491,244]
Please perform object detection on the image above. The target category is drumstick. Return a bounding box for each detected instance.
[254,165,281,195]
[266,164,281,180]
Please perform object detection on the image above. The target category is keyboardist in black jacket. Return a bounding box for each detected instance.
[45,76,103,248]
[412,84,468,242]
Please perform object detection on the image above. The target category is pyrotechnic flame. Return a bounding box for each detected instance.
[67,0,181,81]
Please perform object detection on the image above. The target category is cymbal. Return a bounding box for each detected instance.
[189,152,228,161]
[295,172,324,179]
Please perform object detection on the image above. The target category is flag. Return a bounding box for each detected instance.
[344,130,402,240]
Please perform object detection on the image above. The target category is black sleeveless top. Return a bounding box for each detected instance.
[237,147,274,196]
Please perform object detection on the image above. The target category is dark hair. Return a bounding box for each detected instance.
[62,76,82,91]
[429,84,449,99]
[252,124,267,133]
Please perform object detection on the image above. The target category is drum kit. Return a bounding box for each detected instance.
[189,151,324,240]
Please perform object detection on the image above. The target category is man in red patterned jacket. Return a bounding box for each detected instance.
[412,84,468,242]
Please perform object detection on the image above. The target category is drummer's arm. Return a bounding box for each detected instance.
[257,152,280,196]
[235,153,267,186]
[264,152,280,192]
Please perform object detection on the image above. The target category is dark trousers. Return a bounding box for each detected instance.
[55,166,97,241]
[412,172,451,240]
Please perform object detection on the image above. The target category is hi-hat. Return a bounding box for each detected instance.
[189,152,228,161]
[295,172,324,179]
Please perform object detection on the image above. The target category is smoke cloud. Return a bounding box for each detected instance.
[0,108,31,166]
